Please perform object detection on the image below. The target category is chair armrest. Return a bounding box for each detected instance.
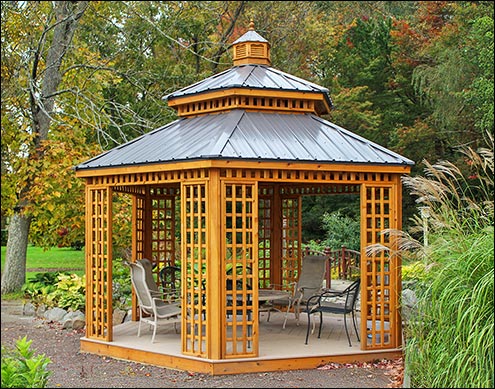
[162,292,181,304]
[150,289,163,298]
[320,289,346,298]
[305,288,345,312]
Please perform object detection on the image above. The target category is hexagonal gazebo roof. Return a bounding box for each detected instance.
[75,35,413,172]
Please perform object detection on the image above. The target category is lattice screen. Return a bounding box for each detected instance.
[258,186,273,288]
[280,196,300,287]
[150,187,179,270]
[362,185,396,349]
[182,182,208,356]
[222,183,257,357]
[86,187,112,340]
[133,195,145,260]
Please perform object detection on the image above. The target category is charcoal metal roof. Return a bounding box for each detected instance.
[164,64,333,109]
[75,110,414,171]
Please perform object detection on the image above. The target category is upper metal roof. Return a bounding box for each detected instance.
[163,64,333,109]
[75,110,414,171]
[232,29,268,44]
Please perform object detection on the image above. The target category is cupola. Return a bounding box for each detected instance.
[232,20,271,66]
[164,22,333,118]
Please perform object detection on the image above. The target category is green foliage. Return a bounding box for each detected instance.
[401,261,427,282]
[22,259,133,312]
[301,194,359,242]
[112,257,132,309]
[22,272,86,312]
[402,139,494,388]
[406,229,494,388]
[22,272,62,305]
[50,273,86,311]
[320,211,360,251]
[1,336,52,388]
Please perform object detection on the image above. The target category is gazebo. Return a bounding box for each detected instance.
[75,23,413,374]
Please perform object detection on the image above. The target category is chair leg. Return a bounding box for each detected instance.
[351,310,360,342]
[343,312,351,347]
[151,321,157,343]
[295,305,300,326]
[137,308,143,337]
[305,311,312,344]
[282,305,290,329]
[317,311,323,338]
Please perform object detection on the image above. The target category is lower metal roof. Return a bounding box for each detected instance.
[75,110,414,171]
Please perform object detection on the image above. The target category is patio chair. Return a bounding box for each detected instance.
[304,278,361,347]
[272,255,328,329]
[127,260,182,343]
[159,265,181,302]
[136,258,162,299]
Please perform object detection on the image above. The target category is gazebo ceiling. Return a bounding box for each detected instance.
[75,109,413,171]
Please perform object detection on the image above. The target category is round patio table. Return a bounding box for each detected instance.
[258,289,292,324]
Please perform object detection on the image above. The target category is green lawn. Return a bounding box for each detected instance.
[1,245,85,280]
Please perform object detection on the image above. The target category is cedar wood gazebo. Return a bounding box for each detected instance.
[74,23,413,374]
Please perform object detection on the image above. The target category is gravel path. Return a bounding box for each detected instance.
[1,299,403,388]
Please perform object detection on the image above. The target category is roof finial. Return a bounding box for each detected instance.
[249,19,255,31]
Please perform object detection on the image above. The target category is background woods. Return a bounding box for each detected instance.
[1,1,493,293]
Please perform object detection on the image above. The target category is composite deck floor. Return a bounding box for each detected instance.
[81,281,402,374]
[110,310,367,358]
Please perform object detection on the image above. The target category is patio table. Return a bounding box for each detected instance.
[258,289,292,322]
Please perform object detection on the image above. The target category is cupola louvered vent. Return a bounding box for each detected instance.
[232,21,271,66]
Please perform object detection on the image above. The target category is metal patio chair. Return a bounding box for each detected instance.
[304,278,361,347]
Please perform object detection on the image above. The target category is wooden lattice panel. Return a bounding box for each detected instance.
[280,196,301,288]
[150,187,179,272]
[222,182,257,358]
[133,195,145,260]
[182,182,208,357]
[258,186,273,288]
[85,187,113,340]
[361,185,397,349]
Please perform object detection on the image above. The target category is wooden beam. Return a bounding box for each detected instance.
[75,160,411,179]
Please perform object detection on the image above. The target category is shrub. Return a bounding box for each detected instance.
[320,211,360,251]
[22,260,133,313]
[50,273,86,311]
[1,336,52,388]
[112,257,132,309]
[22,272,86,312]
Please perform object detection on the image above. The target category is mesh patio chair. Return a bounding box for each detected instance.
[136,258,162,298]
[126,260,181,343]
[271,255,328,329]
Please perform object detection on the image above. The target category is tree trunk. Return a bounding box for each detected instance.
[1,213,31,294]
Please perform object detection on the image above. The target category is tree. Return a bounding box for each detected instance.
[1,1,89,294]
[1,1,248,294]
